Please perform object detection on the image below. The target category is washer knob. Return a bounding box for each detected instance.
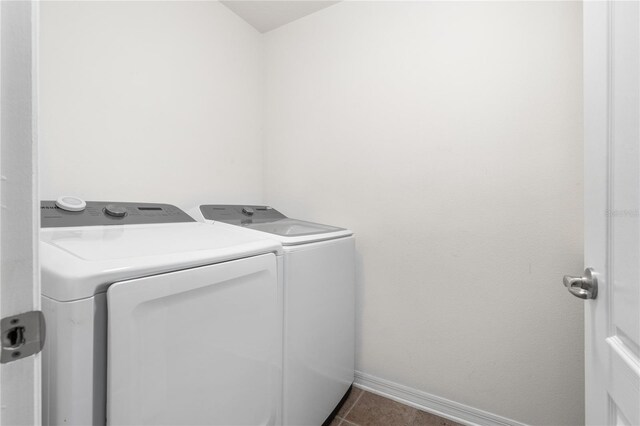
[55,196,86,212]
[242,207,255,216]
[104,204,127,217]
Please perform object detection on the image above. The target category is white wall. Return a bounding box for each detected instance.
[264,2,584,425]
[39,1,263,207]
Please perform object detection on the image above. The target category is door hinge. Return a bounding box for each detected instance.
[1,311,46,363]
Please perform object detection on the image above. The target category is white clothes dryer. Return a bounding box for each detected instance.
[40,200,283,426]
[191,205,355,426]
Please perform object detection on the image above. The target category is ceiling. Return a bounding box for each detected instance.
[221,1,340,33]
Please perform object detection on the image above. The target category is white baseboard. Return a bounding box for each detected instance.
[353,371,528,426]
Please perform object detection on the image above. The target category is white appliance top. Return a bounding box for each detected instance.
[40,200,281,301]
[193,204,353,246]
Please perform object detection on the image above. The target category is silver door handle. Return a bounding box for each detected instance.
[563,268,598,300]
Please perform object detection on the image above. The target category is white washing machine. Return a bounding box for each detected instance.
[191,205,355,426]
[40,198,283,426]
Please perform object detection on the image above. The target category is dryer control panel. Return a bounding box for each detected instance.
[41,200,195,228]
[200,205,286,225]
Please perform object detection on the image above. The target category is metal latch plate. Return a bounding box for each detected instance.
[1,311,46,363]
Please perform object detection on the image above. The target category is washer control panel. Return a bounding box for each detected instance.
[41,200,195,228]
[200,205,286,225]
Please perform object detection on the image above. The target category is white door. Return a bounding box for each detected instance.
[580,1,640,425]
[106,254,281,426]
[0,1,41,425]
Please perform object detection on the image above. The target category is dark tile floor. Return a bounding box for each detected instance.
[329,388,464,426]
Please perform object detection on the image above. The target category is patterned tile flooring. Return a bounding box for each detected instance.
[328,388,464,426]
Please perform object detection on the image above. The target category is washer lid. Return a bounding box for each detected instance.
[243,218,343,237]
[40,222,282,301]
[197,205,353,245]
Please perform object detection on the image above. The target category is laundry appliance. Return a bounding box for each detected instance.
[40,198,283,426]
[191,205,355,426]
